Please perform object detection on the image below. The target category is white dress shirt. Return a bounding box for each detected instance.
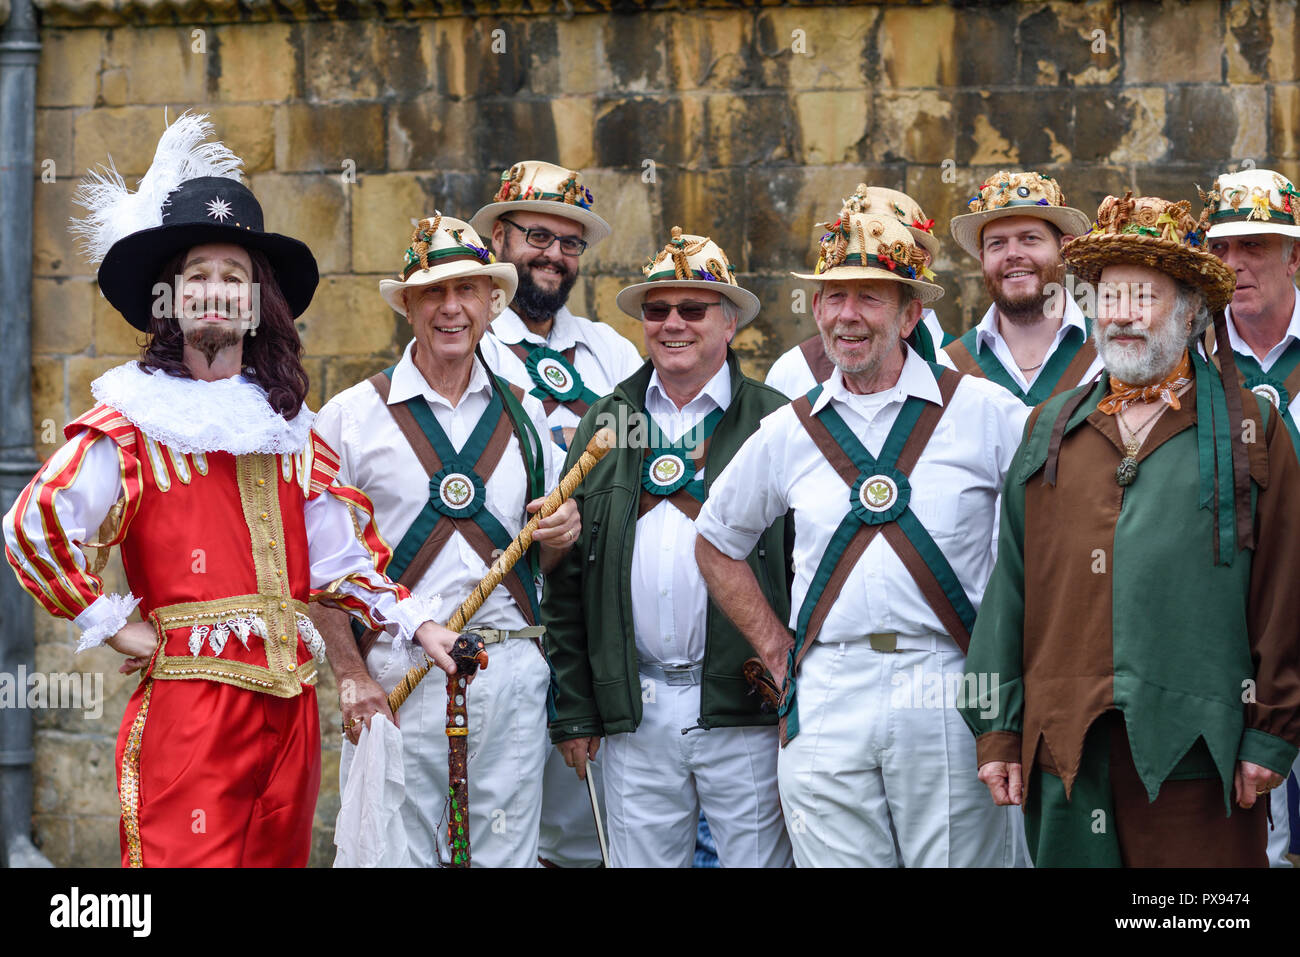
[1223,290,1300,371]
[314,341,561,669]
[766,309,945,399]
[938,295,1103,392]
[697,347,1029,644]
[630,361,732,667]
[480,305,645,435]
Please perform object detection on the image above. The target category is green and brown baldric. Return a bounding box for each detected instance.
[945,319,1098,406]
[1204,324,1300,455]
[779,363,975,745]
[354,365,548,867]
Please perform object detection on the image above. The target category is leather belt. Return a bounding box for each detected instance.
[638,661,703,686]
[473,625,547,645]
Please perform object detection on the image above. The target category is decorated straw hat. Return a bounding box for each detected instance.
[378,214,518,317]
[469,160,611,244]
[1200,168,1300,240]
[842,184,941,263]
[949,170,1091,259]
[790,208,945,304]
[71,112,319,332]
[1062,192,1236,313]
[615,227,760,326]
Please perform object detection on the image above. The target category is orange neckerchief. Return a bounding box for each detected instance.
[1096,350,1192,416]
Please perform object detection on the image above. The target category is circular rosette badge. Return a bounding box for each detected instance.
[850,468,911,525]
[430,468,486,518]
[1244,375,1288,415]
[642,449,696,496]
[526,347,586,403]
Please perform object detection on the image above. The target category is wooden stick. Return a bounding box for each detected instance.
[387,427,617,714]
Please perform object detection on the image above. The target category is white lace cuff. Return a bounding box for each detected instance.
[385,593,444,669]
[73,593,142,654]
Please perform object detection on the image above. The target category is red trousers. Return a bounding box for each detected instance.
[115,676,321,867]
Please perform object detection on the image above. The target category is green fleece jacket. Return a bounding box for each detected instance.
[543,350,794,742]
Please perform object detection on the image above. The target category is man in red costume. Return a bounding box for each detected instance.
[3,114,458,867]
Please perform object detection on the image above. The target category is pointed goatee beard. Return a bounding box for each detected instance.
[185,324,243,364]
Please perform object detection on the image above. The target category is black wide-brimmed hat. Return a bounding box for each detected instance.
[98,176,318,331]
[71,112,319,332]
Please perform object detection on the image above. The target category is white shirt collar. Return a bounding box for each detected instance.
[973,294,1088,354]
[1223,289,1300,366]
[811,344,942,415]
[387,339,494,409]
[645,359,732,416]
[490,305,580,351]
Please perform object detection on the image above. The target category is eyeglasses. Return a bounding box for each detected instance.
[640,300,717,322]
[500,218,588,256]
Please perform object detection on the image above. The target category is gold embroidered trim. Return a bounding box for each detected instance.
[193,452,208,476]
[151,593,314,698]
[151,654,317,696]
[120,678,154,868]
[168,446,192,485]
[141,435,171,492]
[236,454,296,679]
[281,453,294,484]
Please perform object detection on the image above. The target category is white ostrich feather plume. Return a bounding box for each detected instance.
[69,111,245,265]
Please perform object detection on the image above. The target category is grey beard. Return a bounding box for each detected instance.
[185,324,242,364]
[1094,320,1187,385]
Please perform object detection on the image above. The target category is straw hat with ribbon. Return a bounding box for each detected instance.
[378,214,518,318]
[791,209,945,304]
[1062,192,1235,313]
[949,170,1091,259]
[616,227,760,326]
[841,184,941,267]
[1199,168,1300,240]
[469,160,611,244]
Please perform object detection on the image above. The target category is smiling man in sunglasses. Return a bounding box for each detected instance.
[542,228,794,868]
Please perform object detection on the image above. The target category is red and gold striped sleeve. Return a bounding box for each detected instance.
[4,405,141,622]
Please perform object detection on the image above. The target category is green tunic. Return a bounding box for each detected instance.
[959,365,1300,861]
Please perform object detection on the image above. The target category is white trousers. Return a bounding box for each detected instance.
[538,744,605,867]
[1267,756,1298,868]
[602,677,793,868]
[778,637,1021,868]
[353,634,550,868]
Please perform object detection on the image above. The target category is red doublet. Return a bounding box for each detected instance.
[71,405,345,867]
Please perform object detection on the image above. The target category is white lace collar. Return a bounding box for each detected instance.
[90,362,315,455]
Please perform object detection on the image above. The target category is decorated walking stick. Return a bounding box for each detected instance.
[445,632,489,866]
[384,427,616,867]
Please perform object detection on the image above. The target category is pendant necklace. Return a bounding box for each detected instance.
[1115,403,1165,487]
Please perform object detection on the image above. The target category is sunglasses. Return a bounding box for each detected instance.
[641,300,717,322]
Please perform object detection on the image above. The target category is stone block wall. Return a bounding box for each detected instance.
[21,0,1300,865]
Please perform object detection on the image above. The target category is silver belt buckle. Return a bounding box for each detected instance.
[868,632,899,653]
[662,664,699,686]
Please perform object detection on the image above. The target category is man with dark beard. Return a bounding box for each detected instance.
[942,171,1104,405]
[471,160,641,868]
[474,161,642,453]
[3,114,459,867]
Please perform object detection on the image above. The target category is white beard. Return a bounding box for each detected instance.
[1094,313,1187,385]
